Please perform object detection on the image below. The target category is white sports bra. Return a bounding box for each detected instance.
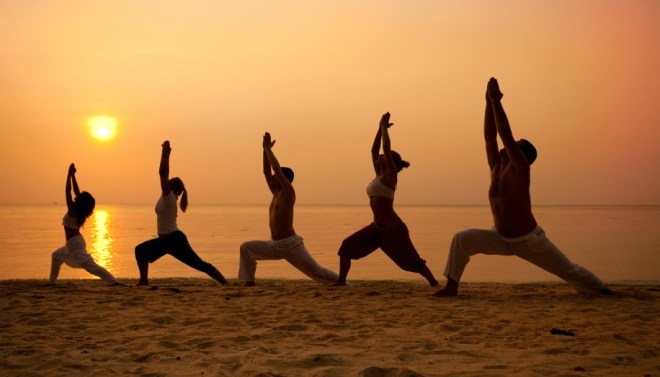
[366,177,395,200]
[62,214,80,230]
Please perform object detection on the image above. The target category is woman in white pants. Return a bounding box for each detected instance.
[49,163,119,284]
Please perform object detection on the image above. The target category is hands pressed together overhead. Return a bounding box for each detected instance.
[487,77,503,103]
[263,132,276,149]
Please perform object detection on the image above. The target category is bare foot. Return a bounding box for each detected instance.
[245,281,256,287]
[433,287,458,297]
[210,269,228,285]
[136,281,149,286]
[600,287,615,295]
[433,278,458,297]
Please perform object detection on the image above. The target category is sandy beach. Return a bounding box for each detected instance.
[1,279,658,377]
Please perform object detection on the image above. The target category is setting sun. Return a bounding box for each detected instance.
[88,116,118,141]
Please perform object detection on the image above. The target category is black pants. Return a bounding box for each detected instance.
[135,230,216,275]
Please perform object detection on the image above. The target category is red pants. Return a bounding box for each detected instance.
[338,219,427,272]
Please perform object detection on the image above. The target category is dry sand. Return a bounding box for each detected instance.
[1,279,658,377]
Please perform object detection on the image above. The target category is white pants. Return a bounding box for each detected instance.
[239,235,339,285]
[49,235,118,284]
[443,227,605,294]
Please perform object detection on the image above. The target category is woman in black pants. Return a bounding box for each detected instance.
[135,140,228,286]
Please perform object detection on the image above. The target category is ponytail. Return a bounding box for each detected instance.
[180,188,188,212]
[168,177,188,212]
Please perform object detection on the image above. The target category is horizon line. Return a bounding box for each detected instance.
[1,202,659,207]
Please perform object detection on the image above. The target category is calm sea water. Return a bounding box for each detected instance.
[0,204,658,283]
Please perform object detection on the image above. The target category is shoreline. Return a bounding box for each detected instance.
[3,277,660,285]
[1,279,658,376]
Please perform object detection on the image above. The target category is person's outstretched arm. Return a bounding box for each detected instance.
[484,82,500,171]
[65,163,76,212]
[263,132,294,194]
[159,141,172,196]
[70,164,81,197]
[263,137,276,193]
[371,116,384,174]
[379,112,397,188]
[487,78,529,168]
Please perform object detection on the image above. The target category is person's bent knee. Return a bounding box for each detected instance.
[135,245,150,265]
[337,239,355,258]
[450,229,479,254]
[453,229,472,243]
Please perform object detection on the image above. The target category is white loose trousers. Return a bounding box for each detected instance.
[443,227,605,294]
[49,235,118,284]
[239,235,339,285]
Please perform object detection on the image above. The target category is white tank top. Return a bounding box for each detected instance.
[156,192,179,234]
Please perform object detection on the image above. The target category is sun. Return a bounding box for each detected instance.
[88,115,118,141]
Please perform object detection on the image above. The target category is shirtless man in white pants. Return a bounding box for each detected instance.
[238,132,339,286]
[435,78,613,297]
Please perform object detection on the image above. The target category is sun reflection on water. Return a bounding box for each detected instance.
[90,209,114,274]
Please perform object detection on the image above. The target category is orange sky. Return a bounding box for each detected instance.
[1,1,658,205]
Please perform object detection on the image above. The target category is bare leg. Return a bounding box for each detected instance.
[334,256,351,286]
[434,277,459,297]
[137,263,149,286]
[419,265,439,287]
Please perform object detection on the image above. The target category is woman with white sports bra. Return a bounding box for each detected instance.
[49,163,119,284]
[134,141,228,286]
[335,113,439,286]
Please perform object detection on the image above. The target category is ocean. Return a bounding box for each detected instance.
[1,204,658,283]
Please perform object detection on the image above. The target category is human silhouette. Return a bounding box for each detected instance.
[435,78,613,297]
[335,113,439,286]
[238,132,339,286]
[134,141,228,286]
[49,163,119,284]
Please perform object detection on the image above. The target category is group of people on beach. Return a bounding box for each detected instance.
[49,78,613,296]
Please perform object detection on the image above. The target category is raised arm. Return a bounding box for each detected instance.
[379,113,398,187]
[484,84,500,171]
[263,132,293,194]
[380,113,394,162]
[65,163,76,211]
[371,118,383,173]
[159,141,172,196]
[69,163,81,197]
[487,78,529,168]
[372,112,395,172]
[263,136,276,192]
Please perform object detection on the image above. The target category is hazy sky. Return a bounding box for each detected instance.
[1,1,658,205]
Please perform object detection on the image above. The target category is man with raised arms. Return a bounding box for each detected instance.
[435,78,612,297]
[238,132,340,286]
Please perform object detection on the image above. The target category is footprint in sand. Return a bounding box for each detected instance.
[157,340,180,349]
